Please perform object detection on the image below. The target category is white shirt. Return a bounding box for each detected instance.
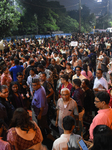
[93,77,108,91]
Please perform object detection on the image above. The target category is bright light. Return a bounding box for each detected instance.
[96,0,102,2]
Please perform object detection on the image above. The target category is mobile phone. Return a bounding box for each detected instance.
[77,139,88,150]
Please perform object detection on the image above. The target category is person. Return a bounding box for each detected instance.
[52,116,81,150]
[64,62,74,82]
[93,69,108,94]
[1,66,12,87]
[81,64,93,81]
[89,91,112,140]
[101,51,109,79]
[9,82,24,109]
[16,72,24,94]
[91,125,112,150]
[9,59,24,81]
[27,68,39,96]
[59,74,72,97]
[7,108,43,150]
[0,85,14,125]
[0,119,11,150]
[56,88,79,135]
[31,78,49,135]
[72,66,86,81]
[72,79,85,136]
[40,72,54,103]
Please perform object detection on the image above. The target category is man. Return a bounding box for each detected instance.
[89,91,112,140]
[40,72,54,103]
[72,79,85,136]
[25,59,35,80]
[31,78,48,133]
[9,59,24,81]
[56,88,78,135]
[101,51,109,79]
[37,64,54,87]
[0,85,15,125]
[52,116,81,150]
[17,72,24,94]
[93,69,108,93]
[72,66,86,81]
[27,68,39,96]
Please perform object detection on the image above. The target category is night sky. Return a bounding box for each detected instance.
[48,0,112,14]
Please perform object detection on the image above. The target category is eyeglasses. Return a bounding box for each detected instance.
[94,100,101,103]
[61,94,69,96]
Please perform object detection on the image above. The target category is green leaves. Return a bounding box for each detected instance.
[0,0,21,38]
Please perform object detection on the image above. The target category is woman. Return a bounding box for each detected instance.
[7,108,43,150]
[81,64,93,81]
[9,82,24,109]
[91,125,112,150]
[1,66,12,87]
[64,63,74,81]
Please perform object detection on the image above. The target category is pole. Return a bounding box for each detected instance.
[79,0,81,33]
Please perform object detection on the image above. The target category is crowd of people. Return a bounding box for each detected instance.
[0,33,112,149]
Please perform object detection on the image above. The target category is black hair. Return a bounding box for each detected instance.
[75,66,82,71]
[32,78,40,84]
[63,116,75,130]
[0,85,8,92]
[9,108,36,132]
[82,79,90,87]
[17,72,23,77]
[40,72,46,77]
[9,81,19,95]
[61,74,69,82]
[29,68,35,72]
[37,64,44,70]
[29,59,34,65]
[66,62,71,66]
[73,78,81,87]
[2,66,8,73]
[14,59,19,65]
[97,68,103,74]
[82,64,88,76]
[91,125,112,150]
[110,72,112,77]
[24,56,30,61]
[96,91,110,104]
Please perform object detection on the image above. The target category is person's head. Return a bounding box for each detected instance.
[61,74,69,84]
[75,66,82,76]
[81,79,90,89]
[40,72,46,82]
[17,72,23,83]
[72,79,81,88]
[29,59,34,66]
[9,108,36,132]
[29,68,35,76]
[66,63,71,69]
[59,70,64,79]
[96,69,103,79]
[0,85,9,98]
[94,91,110,109]
[37,64,44,73]
[2,66,9,75]
[9,81,19,94]
[51,58,56,65]
[82,64,88,75]
[103,51,107,57]
[61,88,70,101]
[14,59,19,65]
[63,116,75,132]
[110,72,112,81]
[83,50,88,56]
[92,125,112,150]
[32,78,41,91]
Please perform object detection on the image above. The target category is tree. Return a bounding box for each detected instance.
[0,0,20,38]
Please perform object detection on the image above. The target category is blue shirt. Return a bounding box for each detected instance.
[32,86,48,116]
[9,65,24,81]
